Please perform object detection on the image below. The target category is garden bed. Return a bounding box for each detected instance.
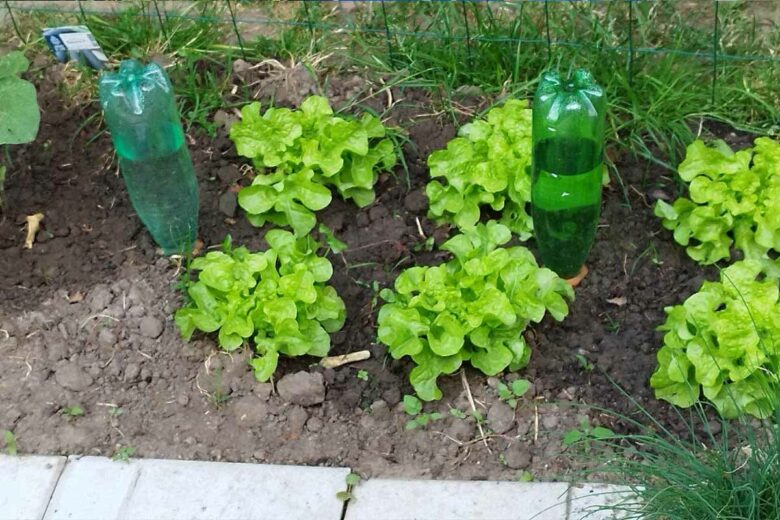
[0,55,717,481]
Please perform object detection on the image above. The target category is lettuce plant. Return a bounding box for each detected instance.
[229,95,396,235]
[175,233,346,381]
[650,260,780,418]
[426,100,534,239]
[655,138,780,276]
[377,221,574,400]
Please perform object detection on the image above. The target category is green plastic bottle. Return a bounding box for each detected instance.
[531,69,604,279]
[99,60,198,255]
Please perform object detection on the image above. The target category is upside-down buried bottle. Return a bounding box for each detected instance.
[531,69,605,279]
[99,59,198,255]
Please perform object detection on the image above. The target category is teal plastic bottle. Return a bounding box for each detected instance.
[531,69,604,279]
[99,60,198,255]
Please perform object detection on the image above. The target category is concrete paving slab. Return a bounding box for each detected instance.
[118,459,349,520]
[0,455,66,520]
[44,456,142,520]
[345,478,570,520]
[44,455,349,520]
[568,484,636,520]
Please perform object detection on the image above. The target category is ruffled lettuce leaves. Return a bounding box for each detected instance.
[655,138,780,276]
[175,233,346,381]
[650,260,780,418]
[230,96,396,235]
[377,221,574,400]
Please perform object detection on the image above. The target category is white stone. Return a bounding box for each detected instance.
[345,479,569,520]
[45,456,349,520]
[0,455,66,520]
[568,483,638,520]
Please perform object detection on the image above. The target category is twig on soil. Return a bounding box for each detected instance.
[79,314,119,330]
[534,404,539,443]
[10,355,32,379]
[414,217,426,239]
[622,254,629,279]
[0,329,9,340]
[432,430,512,447]
[629,185,651,208]
[343,239,397,253]
[319,350,370,369]
[98,245,137,260]
[101,350,116,369]
[135,349,153,361]
[461,370,491,453]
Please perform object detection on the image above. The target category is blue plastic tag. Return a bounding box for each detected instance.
[42,25,108,70]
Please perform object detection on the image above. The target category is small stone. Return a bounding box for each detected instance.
[403,189,428,213]
[139,316,164,339]
[487,402,515,434]
[542,414,559,430]
[127,305,145,318]
[232,58,251,77]
[216,164,240,184]
[486,377,500,389]
[287,406,309,436]
[708,420,722,435]
[177,394,190,406]
[382,386,401,407]
[277,371,325,407]
[504,444,533,470]
[218,191,238,217]
[97,328,117,348]
[140,367,152,381]
[647,188,671,202]
[253,383,273,401]
[213,111,238,131]
[305,416,323,433]
[54,362,93,391]
[89,286,113,312]
[124,363,141,382]
[369,400,389,418]
[368,205,389,222]
[446,418,475,442]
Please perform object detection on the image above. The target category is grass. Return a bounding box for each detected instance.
[574,383,780,520]
[3,1,779,169]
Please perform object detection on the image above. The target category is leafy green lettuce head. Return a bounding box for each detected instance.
[377,221,574,400]
[229,96,396,236]
[650,260,780,418]
[175,232,346,381]
[655,138,780,276]
[426,100,534,240]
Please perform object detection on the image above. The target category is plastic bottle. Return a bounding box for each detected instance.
[531,69,604,279]
[99,60,198,255]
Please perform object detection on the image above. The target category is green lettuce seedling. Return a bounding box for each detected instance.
[175,233,346,381]
[426,100,534,239]
[229,95,396,235]
[377,221,574,400]
[650,260,780,418]
[655,138,780,277]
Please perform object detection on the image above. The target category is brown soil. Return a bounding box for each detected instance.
[0,54,711,481]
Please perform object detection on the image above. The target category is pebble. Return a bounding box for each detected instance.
[381,387,401,407]
[124,363,141,382]
[403,189,428,213]
[287,406,309,436]
[504,444,533,470]
[305,416,324,433]
[127,305,145,318]
[253,383,273,401]
[487,402,515,434]
[89,286,113,312]
[54,362,94,391]
[369,400,389,418]
[139,316,164,339]
[216,164,240,184]
[542,414,560,430]
[218,191,237,217]
[277,371,325,407]
[446,417,475,442]
[232,396,268,427]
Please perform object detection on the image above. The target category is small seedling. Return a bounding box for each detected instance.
[356,370,369,382]
[3,430,17,456]
[413,236,435,252]
[336,472,361,502]
[575,354,594,372]
[318,223,347,255]
[497,379,531,408]
[108,406,124,417]
[61,405,85,418]
[112,445,135,462]
[403,394,443,430]
[563,419,614,453]
[449,407,467,419]
[517,470,534,482]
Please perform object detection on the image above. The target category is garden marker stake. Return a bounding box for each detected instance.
[99,60,199,255]
[531,69,605,284]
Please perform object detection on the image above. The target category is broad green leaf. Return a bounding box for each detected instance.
[0,76,40,145]
[0,51,29,77]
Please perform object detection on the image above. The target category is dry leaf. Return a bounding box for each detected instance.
[191,239,204,256]
[607,296,627,307]
[24,213,44,249]
[67,291,85,303]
